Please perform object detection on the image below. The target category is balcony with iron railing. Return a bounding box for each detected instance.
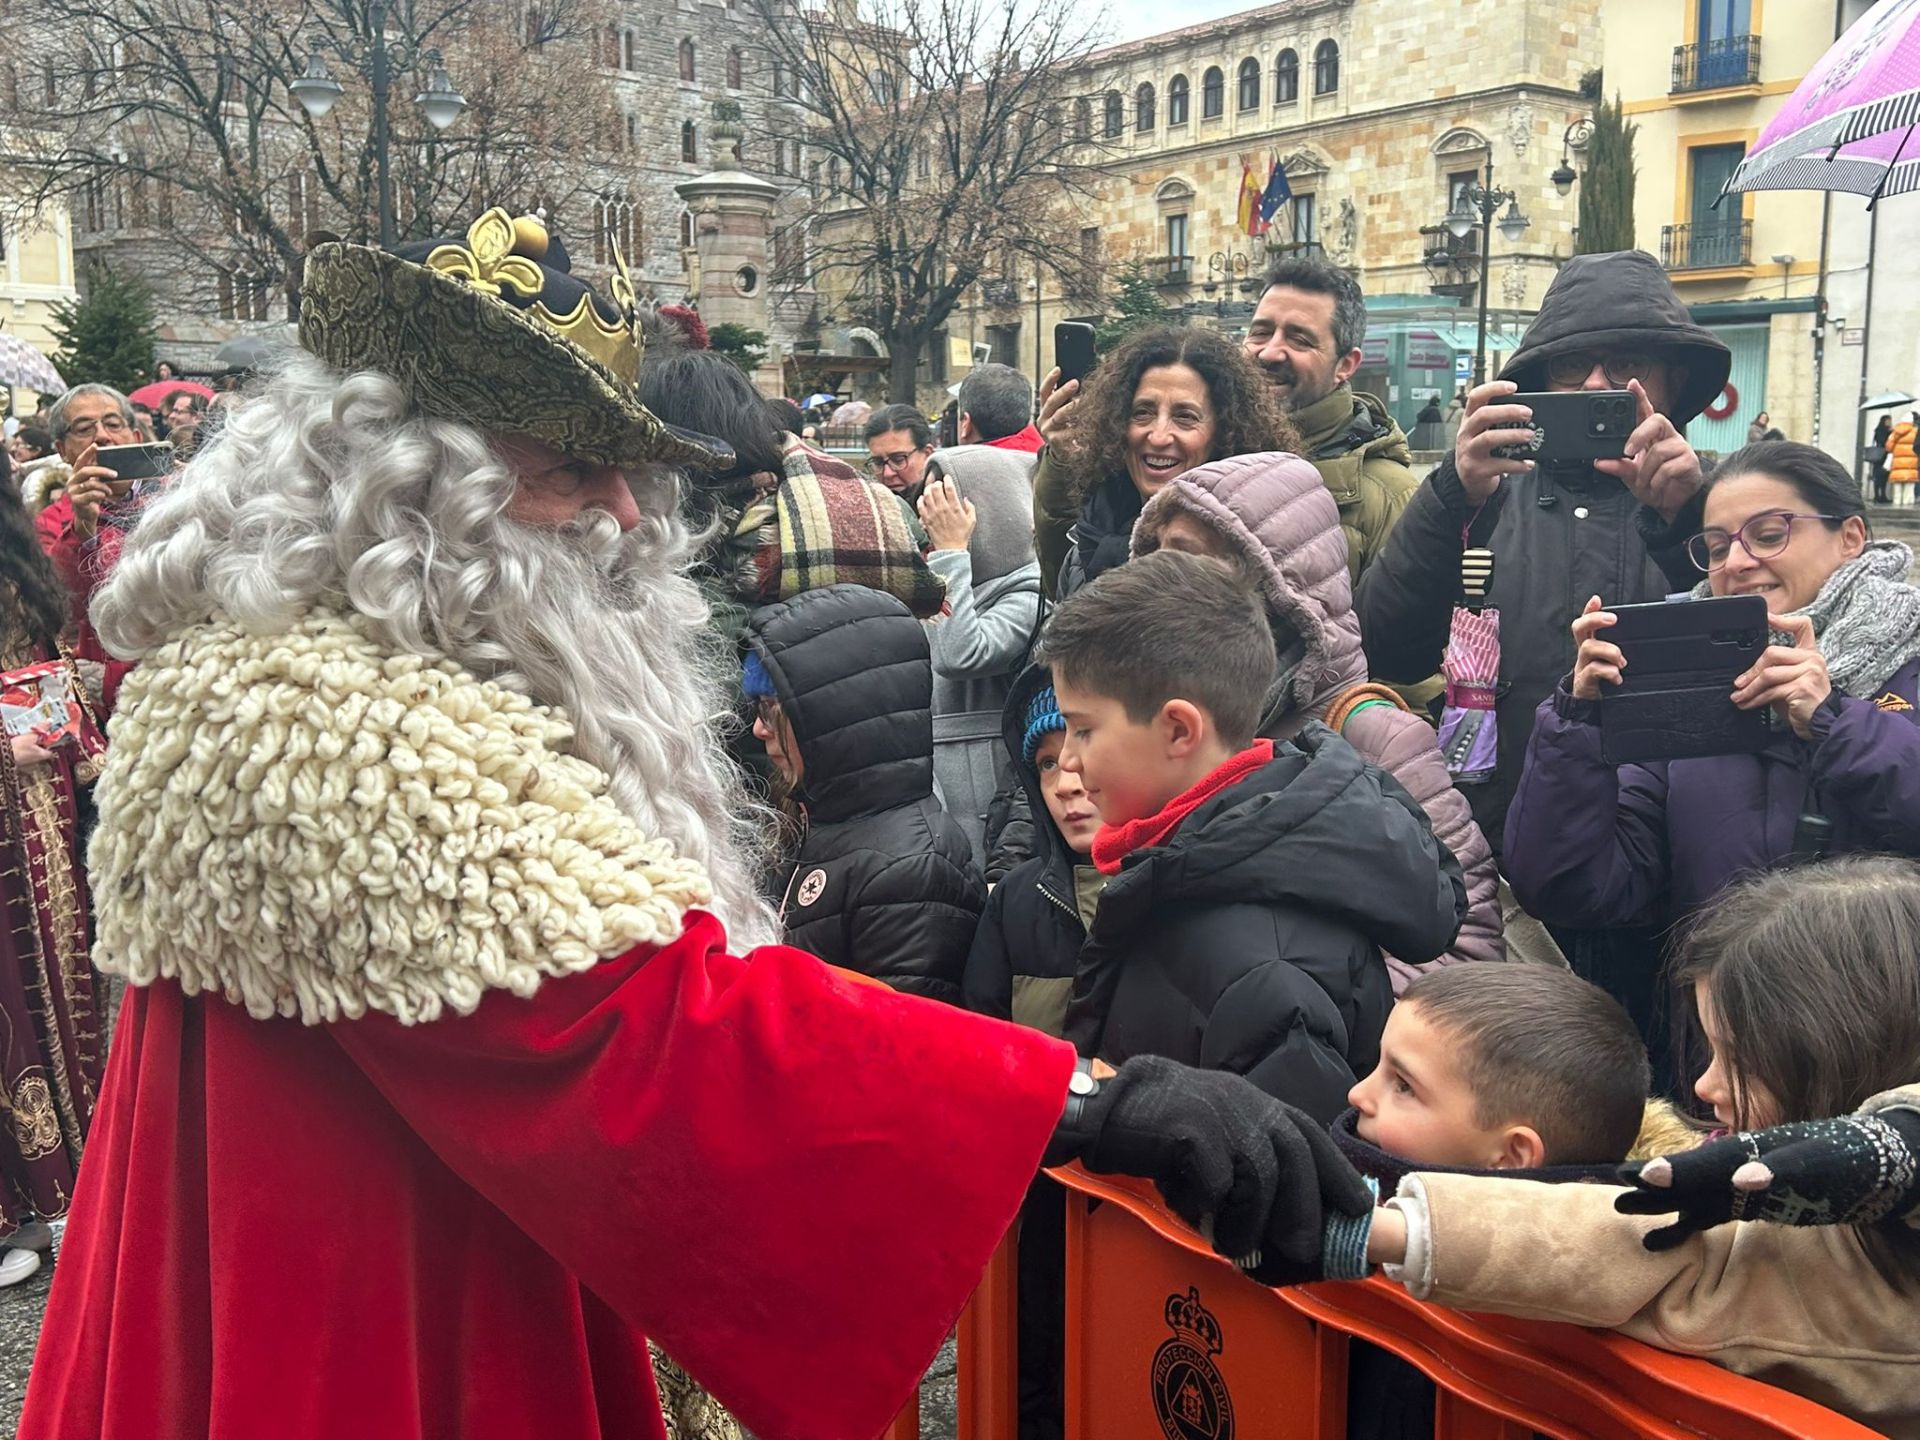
[1672,34,1762,94]
[1147,255,1193,287]
[1661,218,1753,272]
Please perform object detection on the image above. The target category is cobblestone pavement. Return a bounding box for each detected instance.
[0,1235,56,1437]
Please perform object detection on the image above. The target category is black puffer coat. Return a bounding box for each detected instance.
[1353,250,1732,855]
[748,585,985,1004]
[962,667,1090,1037]
[1062,725,1466,1123]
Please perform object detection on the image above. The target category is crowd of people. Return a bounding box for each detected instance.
[0,209,1913,1440]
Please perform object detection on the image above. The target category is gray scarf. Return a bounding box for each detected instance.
[1692,541,1920,697]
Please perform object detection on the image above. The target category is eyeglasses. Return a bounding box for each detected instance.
[866,449,925,475]
[1544,351,1657,388]
[1686,511,1842,572]
[62,414,132,442]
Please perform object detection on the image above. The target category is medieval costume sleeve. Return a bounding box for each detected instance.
[332,914,1074,1440]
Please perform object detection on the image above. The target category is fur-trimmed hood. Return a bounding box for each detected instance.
[88,609,711,1026]
[1132,451,1367,717]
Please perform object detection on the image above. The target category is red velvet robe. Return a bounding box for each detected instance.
[19,912,1074,1439]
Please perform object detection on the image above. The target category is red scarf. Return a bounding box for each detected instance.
[1091,740,1275,876]
[985,425,1045,454]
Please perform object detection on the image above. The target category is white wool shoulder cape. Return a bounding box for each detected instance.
[89,609,712,1026]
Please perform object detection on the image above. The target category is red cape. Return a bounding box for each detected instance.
[21,913,1074,1439]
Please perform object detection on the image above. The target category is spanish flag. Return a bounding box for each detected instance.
[1237,163,1266,237]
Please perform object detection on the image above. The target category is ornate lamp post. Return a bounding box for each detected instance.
[289,2,468,246]
[1440,156,1530,388]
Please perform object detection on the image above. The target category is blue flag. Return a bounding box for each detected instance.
[1259,161,1292,224]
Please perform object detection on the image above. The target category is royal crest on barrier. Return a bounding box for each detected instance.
[1151,1287,1234,1440]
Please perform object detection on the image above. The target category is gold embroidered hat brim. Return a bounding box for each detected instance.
[297,241,732,473]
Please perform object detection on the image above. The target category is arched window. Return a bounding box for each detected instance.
[678,38,695,82]
[1167,74,1189,125]
[868,69,897,104]
[680,210,693,249]
[1104,90,1124,137]
[594,191,637,266]
[681,119,697,162]
[625,113,638,149]
[773,61,789,97]
[1073,96,1091,142]
[1135,82,1155,131]
[1314,39,1339,95]
[622,30,635,69]
[726,47,742,88]
[1237,57,1260,110]
[1201,66,1223,119]
[1275,48,1298,104]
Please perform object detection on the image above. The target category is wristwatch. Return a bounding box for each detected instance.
[1060,1055,1102,1130]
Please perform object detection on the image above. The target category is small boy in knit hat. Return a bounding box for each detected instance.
[960,669,1105,1038]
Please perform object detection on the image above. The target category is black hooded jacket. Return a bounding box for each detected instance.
[1353,250,1733,855]
[748,585,985,1003]
[962,666,1093,1036]
[1061,724,1467,1123]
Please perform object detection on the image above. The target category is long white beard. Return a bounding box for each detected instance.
[460,508,780,951]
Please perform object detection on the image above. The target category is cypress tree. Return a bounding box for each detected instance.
[1578,93,1639,255]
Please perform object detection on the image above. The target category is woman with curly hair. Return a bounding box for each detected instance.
[1031,325,1298,596]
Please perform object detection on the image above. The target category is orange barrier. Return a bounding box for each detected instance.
[1051,1162,1883,1440]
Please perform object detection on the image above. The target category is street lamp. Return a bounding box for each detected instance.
[1437,154,1528,388]
[1551,117,1596,198]
[289,2,468,247]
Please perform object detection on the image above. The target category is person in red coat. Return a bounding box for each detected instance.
[32,384,152,717]
[19,211,1369,1440]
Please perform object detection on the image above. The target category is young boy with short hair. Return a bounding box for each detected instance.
[1032,549,1465,1121]
[1344,965,1661,1178]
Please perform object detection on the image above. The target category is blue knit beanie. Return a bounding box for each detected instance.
[741,650,777,701]
[1021,684,1065,764]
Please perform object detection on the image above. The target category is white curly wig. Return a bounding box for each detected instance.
[93,350,779,948]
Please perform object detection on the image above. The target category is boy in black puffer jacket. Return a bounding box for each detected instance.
[962,670,1102,1037]
[747,584,984,1004]
[1038,550,1466,1122]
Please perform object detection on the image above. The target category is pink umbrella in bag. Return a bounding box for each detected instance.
[1437,549,1498,784]
[1726,0,1920,204]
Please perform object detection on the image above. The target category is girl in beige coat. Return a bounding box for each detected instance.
[1358,856,1920,1436]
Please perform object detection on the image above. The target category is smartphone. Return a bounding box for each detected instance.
[93,442,176,481]
[1597,594,1772,764]
[1054,321,1097,387]
[1489,389,1637,465]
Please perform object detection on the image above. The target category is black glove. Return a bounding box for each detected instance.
[1615,1108,1920,1251]
[1045,1054,1373,1286]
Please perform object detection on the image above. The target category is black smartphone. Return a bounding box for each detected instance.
[1598,594,1772,764]
[1054,321,1097,386]
[1489,389,1638,465]
[93,441,176,481]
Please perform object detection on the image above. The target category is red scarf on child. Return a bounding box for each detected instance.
[1091,740,1275,876]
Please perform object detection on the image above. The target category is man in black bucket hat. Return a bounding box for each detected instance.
[1356,249,1732,859]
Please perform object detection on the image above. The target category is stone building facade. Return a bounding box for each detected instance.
[826,0,1600,427]
[51,0,816,377]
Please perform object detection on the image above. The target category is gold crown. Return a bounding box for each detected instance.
[425,208,641,382]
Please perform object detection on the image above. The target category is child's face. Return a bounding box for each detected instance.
[751,698,803,786]
[1348,1003,1543,1170]
[1052,675,1202,827]
[1692,977,1781,1131]
[1032,730,1099,855]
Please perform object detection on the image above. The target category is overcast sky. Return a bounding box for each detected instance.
[1103,0,1258,44]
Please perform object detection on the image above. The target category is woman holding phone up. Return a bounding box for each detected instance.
[1504,440,1920,936]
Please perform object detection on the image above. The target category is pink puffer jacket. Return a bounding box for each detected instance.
[1134,452,1504,984]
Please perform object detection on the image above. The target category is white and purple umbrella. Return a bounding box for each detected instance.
[0,334,65,396]
[1728,0,1920,204]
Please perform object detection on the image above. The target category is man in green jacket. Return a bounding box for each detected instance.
[1243,256,1416,585]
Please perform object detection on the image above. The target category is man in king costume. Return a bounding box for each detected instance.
[19,212,1369,1440]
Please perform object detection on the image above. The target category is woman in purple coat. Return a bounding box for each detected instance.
[1506,441,1920,933]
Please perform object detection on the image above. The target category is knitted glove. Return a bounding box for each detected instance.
[1045,1055,1373,1286]
[1615,1108,1920,1251]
